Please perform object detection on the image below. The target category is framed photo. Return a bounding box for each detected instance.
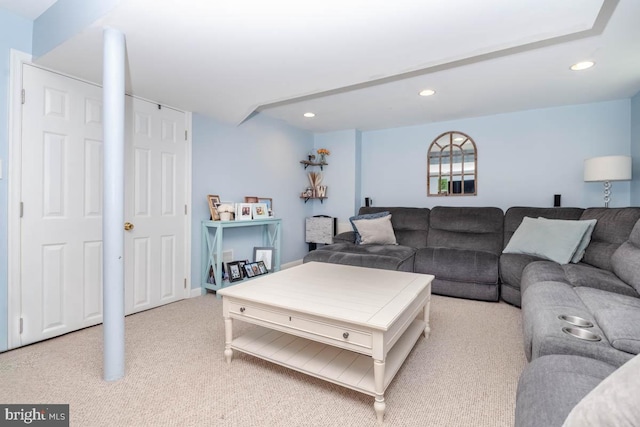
[254,246,274,271]
[236,203,253,221]
[243,263,255,278]
[237,260,248,278]
[244,196,259,203]
[207,265,215,284]
[226,261,243,282]
[207,194,221,220]
[258,198,273,216]
[249,262,260,276]
[257,260,268,275]
[252,203,268,219]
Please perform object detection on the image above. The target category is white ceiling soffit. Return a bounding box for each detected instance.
[34,0,640,132]
[0,0,57,19]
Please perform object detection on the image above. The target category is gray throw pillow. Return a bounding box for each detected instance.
[503,217,595,264]
[349,211,390,244]
[563,353,640,427]
[351,215,397,245]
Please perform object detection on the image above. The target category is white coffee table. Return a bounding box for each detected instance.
[218,262,433,423]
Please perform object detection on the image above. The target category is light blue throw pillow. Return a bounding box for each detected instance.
[349,211,391,244]
[538,217,597,263]
[503,217,596,265]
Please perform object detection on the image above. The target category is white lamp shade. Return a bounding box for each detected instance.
[584,155,632,182]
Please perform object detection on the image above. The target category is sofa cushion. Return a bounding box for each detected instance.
[579,208,640,271]
[520,261,639,299]
[611,219,640,293]
[415,247,499,285]
[349,211,390,244]
[302,243,416,272]
[358,207,430,248]
[574,286,640,313]
[503,217,595,264]
[563,353,640,427]
[594,309,640,355]
[352,214,397,245]
[427,206,504,254]
[515,355,616,427]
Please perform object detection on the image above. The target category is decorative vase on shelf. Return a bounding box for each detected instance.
[319,154,326,163]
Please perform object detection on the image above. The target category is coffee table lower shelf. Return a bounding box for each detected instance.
[230,318,426,397]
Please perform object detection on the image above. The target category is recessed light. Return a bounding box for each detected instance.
[419,89,436,97]
[570,61,595,71]
[303,112,315,118]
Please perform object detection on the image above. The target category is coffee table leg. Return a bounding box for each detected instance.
[224,317,233,363]
[423,295,431,338]
[373,359,386,423]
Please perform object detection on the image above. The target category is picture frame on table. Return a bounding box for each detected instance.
[257,198,273,216]
[252,203,269,219]
[244,196,259,203]
[249,262,260,276]
[257,261,268,275]
[207,265,215,284]
[254,246,274,271]
[237,260,248,278]
[243,263,255,278]
[236,203,253,221]
[207,194,221,220]
[226,261,243,282]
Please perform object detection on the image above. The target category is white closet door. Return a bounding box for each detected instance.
[18,65,188,347]
[124,97,187,314]
[20,64,105,345]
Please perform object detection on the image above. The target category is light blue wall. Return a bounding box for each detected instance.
[631,91,640,206]
[33,0,120,59]
[312,130,362,229]
[361,100,632,211]
[191,113,313,290]
[0,9,33,351]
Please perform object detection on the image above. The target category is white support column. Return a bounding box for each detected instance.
[102,27,126,381]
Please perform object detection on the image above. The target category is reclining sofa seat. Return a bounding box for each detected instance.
[302,207,430,272]
[413,206,504,301]
[500,207,585,307]
[521,214,640,367]
[520,207,640,298]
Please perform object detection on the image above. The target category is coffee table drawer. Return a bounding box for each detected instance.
[228,301,372,350]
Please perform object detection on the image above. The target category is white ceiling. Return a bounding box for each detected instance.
[4,0,640,132]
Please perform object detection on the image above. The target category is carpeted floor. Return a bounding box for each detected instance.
[0,293,526,426]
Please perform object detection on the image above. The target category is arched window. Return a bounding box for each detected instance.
[427,131,477,196]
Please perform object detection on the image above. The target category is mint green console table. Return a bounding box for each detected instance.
[201,218,282,293]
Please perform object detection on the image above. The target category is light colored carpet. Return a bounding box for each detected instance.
[0,293,526,426]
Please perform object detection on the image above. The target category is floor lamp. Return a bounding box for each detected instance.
[584,155,632,207]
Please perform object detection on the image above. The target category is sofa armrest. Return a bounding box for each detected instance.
[333,231,356,244]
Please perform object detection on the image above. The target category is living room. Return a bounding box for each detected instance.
[1,1,640,425]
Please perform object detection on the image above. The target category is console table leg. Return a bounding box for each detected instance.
[224,317,233,364]
[423,295,431,338]
[373,359,386,423]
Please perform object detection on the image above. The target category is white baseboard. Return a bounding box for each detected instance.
[282,259,303,269]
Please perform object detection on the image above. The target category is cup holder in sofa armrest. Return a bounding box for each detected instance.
[562,327,601,342]
[558,315,594,328]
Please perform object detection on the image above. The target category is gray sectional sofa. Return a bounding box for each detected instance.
[303,205,640,426]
